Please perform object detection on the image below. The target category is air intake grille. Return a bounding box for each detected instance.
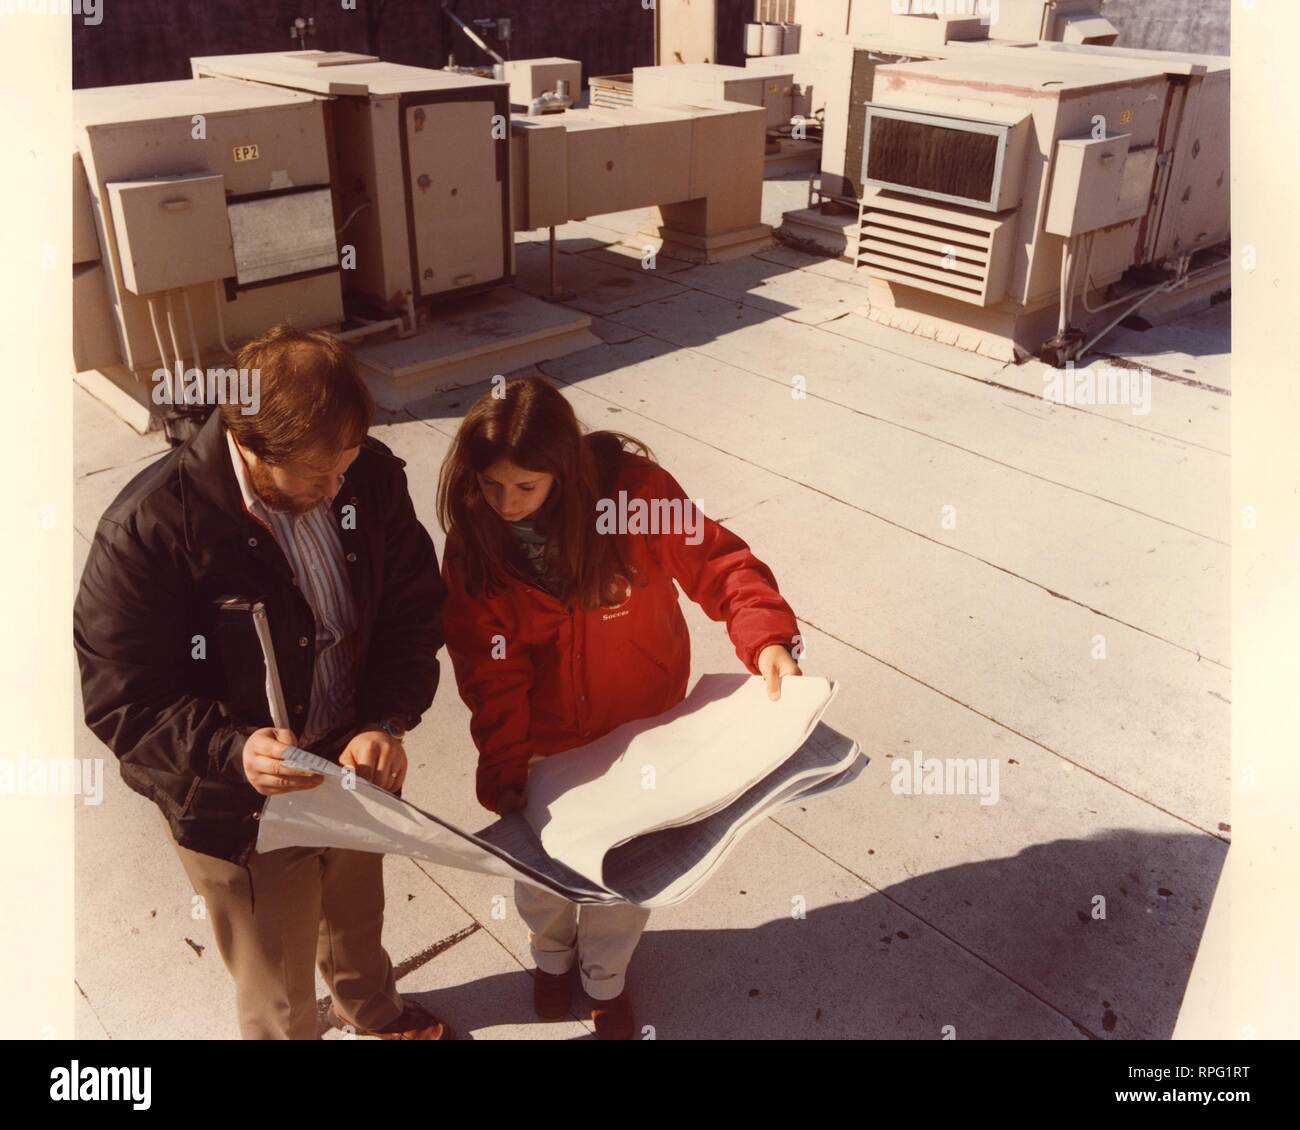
[866,115,998,203]
[855,193,1014,306]
[861,104,1022,212]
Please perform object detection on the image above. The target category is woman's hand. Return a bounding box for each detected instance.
[497,787,527,815]
[479,761,531,814]
[758,644,803,701]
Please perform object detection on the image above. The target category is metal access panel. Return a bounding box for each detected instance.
[1045,134,1132,237]
[401,91,511,300]
[107,172,236,295]
[1150,67,1231,262]
[226,187,338,285]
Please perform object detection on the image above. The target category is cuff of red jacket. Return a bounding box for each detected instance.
[476,756,532,814]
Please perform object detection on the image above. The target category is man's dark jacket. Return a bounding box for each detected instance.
[73,408,446,865]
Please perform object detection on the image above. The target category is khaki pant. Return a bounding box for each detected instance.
[514,881,650,1001]
[164,812,403,1039]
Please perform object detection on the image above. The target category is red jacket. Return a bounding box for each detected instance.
[441,451,800,812]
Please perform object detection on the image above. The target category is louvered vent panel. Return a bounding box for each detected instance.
[855,194,1013,306]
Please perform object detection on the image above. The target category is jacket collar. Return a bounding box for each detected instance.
[177,409,262,554]
[177,408,399,553]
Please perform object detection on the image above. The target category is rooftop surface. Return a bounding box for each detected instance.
[72,176,1230,1040]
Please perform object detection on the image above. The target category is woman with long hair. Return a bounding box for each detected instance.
[437,375,802,1039]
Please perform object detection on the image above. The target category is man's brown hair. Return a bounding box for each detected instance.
[222,324,374,464]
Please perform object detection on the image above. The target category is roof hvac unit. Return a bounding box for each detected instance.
[73,77,344,376]
[985,0,1118,44]
[190,53,513,311]
[860,104,1031,213]
[847,45,1228,362]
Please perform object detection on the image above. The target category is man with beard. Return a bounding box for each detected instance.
[74,324,449,1040]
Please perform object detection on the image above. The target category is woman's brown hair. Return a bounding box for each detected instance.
[437,375,654,610]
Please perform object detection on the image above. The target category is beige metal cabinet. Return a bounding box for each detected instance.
[1045,134,1132,237]
[405,99,507,297]
[192,53,514,309]
[503,57,582,106]
[107,172,236,295]
[74,77,340,373]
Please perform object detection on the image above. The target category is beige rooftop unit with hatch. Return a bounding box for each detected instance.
[851,43,1229,360]
[73,76,343,382]
[771,0,1119,204]
[72,54,517,383]
[190,52,513,312]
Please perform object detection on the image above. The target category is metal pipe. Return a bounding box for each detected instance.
[549,225,559,297]
[441,1,505,65]
[146,295,176,391]
[181,288,202,374]
[333,317,404,343]
[1077,253,1210,360]
[1062,240,1074,328]
[212,280,235,358]
[1057,238,1073,336]
[403,291,418,337]
[335,200,371,236]
[528,82,574,116]
[1078,279,1178,360]
[164,292,187,397]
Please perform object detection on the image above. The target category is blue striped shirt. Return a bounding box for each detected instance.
[227,430,357,746]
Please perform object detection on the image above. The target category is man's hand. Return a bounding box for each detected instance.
[341,729,408,793]
[757,644,803,701]
[241,728,322,796]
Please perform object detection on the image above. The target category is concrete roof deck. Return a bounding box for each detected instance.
[72,175,1230,1040]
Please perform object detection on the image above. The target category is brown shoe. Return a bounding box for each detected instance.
[533,967,574,1020]
[330,998,450,1040]
[591,991,635,1040]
